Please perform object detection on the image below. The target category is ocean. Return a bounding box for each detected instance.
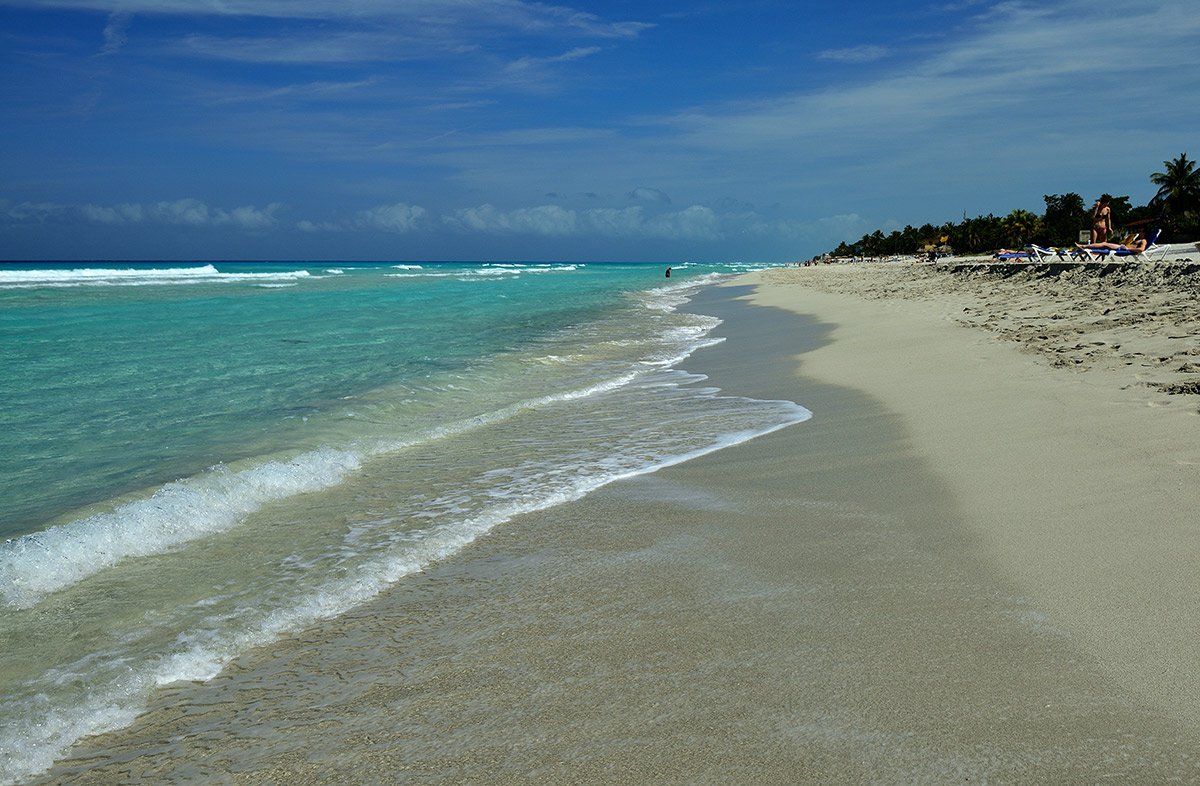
[0,260,809,783]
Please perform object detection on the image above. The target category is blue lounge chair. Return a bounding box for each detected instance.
[1076,229,1165,261]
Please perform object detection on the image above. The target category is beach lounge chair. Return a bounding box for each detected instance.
[1028,244,1086,263]
[1076,229,1166,262]
[993,250,1032,261]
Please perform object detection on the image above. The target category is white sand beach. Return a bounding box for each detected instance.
[34,260,1200,784]
[752,260,1200,723]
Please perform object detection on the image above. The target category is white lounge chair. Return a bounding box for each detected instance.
[1075,229,1166,261]
[1028,244,1086,263]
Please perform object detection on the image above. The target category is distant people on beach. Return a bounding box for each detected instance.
[1077,233,1147,253]
[1091,194,1112,243]
[665,266,671,278]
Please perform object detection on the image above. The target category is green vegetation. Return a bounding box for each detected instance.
[1150,152,1200,231]
[830,152,1200,258]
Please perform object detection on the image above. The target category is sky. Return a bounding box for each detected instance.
[1,0,1197,262]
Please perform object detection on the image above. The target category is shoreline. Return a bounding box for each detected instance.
[34,268,1200,783]
[746,264,1200,720]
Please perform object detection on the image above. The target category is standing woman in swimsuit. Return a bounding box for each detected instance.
[1091,194,1112,243]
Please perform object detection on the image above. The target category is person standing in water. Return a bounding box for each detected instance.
[665,266,671,278]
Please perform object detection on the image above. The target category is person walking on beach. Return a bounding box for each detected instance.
[1091,194,1112,243]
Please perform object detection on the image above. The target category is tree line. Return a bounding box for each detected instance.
[828,152,1200,258]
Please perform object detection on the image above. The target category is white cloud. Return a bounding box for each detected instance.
[581,206,646,236]
[506,46,602,74]
[99,11,131,55]
[440,203,723,241]
[816,45,888,63]
[81,202,145,223]
[559,11,651,39]
[297,219,345,233]
[640,205,720,240]
[4,201,71,222]
[586,205,720,241]
[357,202,428,233]
[178,32,422,64]
[660,0,1200,172]
[297,207,429,234]
[151,198,212,225]
[75,199,281,228]
[226,203,282,229]
[741,212,873,246]
[627,187,671,204]
[21,0,649,65]
[7,189,853,253]
[210,79,375,105]
[16,0,647,34]
[446,204,578,236]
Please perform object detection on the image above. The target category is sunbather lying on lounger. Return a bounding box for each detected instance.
[1076,234,1147,253]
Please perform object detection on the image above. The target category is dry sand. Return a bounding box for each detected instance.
[35,262,1200,784]
[751,259,1200,724]
[812,252,1200,392]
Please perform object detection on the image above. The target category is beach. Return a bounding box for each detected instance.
[29,259,1200,783]
[751,261,1200,720]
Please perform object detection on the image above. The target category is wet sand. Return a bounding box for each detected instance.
[37,271,1200,784]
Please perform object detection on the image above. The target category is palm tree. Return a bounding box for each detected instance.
[1149,152,1200,227]
[1001,209,1041,247]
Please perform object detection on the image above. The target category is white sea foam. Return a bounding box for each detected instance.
[0,267,738,610]
[0,672,150,785]
[386,265,577,281]
[0,367,649,610]
[467,271,515,279]
[641,272,729,312]
[0,448,363,609]
[0,382,813,786]
[0,386,811,786]
[483,263,578,273]
[0,483,584,783]
[370,372,642,453]
[520,264,579,273]
[0,261,817,785]
[383,269,510,279]
[0,265,311,289]
[154,394,812,689]
[643,335,725,368]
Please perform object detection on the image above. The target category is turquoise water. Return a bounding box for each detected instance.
[1,262,656,534]
[0,260,809,783]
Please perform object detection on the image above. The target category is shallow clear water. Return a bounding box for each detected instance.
[0,260,808,783]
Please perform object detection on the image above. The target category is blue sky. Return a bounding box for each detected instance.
[1,0,1197,262]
